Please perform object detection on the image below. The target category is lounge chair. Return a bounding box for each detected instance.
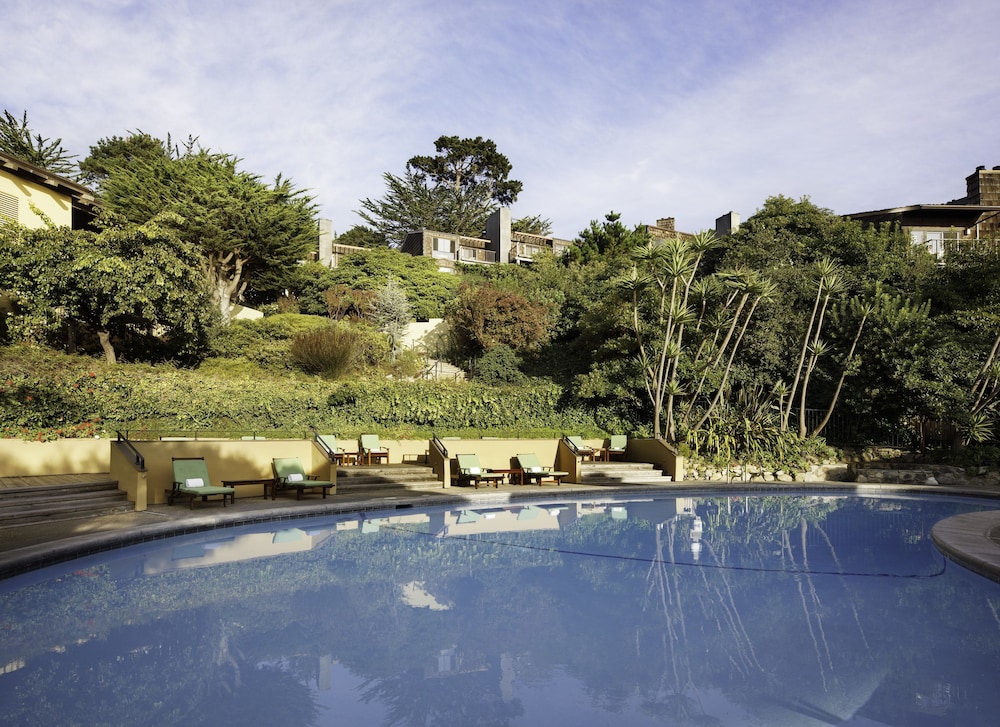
[317,434,357,465]
[271,457,334,500]
[603,434,627,461]
[515,453,569,486]
[567,436,597,461]
[360,434,390,465]
[168,457,235,509]
[456,453,505,489]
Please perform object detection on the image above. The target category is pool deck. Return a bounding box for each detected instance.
[2,477,1000,582]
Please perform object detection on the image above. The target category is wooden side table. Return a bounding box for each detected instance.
[334,451,360,466]
[222,477,274,500]
[490,469,524,486]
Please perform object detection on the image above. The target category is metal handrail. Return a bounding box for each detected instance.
[312,430,332,457]
[313,430,344,462]
[561,433,596,457]
[115,431,146,470]
[432,433,448,459]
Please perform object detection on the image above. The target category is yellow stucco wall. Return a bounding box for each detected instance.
[0,438,110,476]
[0,436,650,511]
[0,169,74,228]
[0,436,612,480]
[119,439,338,508]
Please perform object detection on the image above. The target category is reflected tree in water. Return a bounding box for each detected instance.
[360,664,524,727]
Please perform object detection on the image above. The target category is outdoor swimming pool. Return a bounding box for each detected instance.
[1,490,999,726]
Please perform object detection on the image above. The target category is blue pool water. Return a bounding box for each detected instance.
[1,491,999,726]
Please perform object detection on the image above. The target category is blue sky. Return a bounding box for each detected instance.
[5,0,999,239]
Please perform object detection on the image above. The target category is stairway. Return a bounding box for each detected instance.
[335,463,443,491]
[0,474,133,527]
[420,359,466,382]
[577,460,672,486]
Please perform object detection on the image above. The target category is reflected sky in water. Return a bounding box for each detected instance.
[1,491,999,726]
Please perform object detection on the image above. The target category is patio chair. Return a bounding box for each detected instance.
[567,436,597,461]
[168,457,235,509]
[456,453,505,489]
[271,457,334,500]
[515,453,569,486]
[317,434,356,465]
[360,434,390,465]
[603,434,627,461]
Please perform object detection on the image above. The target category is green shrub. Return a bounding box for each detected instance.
[290,325,367,379]
[474,344,525,385]
[209,314,342,371]
[210,314,330,356]
[388,348,424,379]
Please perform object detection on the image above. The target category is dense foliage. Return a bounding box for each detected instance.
[3,111,1000,468]
[0,213,215,364]
[0,345,600,440]
[80,132,318,320]
[287,248,460,321]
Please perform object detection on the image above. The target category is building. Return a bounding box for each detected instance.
[844,166,1000,258]
[0,150,99,230]
[315,218,366,267]
[714,211,741,237]
[641,216,696,242]
[400,208,572,272]
[642,214,730,241]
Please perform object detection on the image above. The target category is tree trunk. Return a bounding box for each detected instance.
[784,286,823,431]
[206,252,247,325]
[97,330,117,365]
[810,311,869,437]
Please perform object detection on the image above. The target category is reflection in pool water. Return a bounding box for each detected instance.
[1,492,999,726]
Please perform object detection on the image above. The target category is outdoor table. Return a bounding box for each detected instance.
[222,477,274,500]
[334,451,360,466]
[489,468,524,486]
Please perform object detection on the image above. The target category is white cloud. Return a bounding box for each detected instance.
[3,0,999,240]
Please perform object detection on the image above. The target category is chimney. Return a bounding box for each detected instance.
[715,211,740,237]
[656,217,675,232]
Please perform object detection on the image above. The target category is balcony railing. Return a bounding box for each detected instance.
[514,242,546,260]
[943,237,1000,257]
[458,246,495,263]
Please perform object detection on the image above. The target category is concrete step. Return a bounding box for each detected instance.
[0,479,119,500]
[336,464,443,490]
[0,477,132,527]
[578,461,671,486]
[421,359,466,382]
[334,462,671,488]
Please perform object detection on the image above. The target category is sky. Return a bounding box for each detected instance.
[4,0,1000,240]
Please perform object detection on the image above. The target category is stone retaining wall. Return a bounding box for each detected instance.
[683,459,1000,489]
[683,462,851,484]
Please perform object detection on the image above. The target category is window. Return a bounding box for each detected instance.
[433,237,455,253]
[910,229,957,259]
[0,191,16,223]
[432,236,456,260]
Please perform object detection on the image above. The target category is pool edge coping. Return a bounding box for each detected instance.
[3,481,1000,581]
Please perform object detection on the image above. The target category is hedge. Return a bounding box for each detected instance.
[0,347,603,440]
